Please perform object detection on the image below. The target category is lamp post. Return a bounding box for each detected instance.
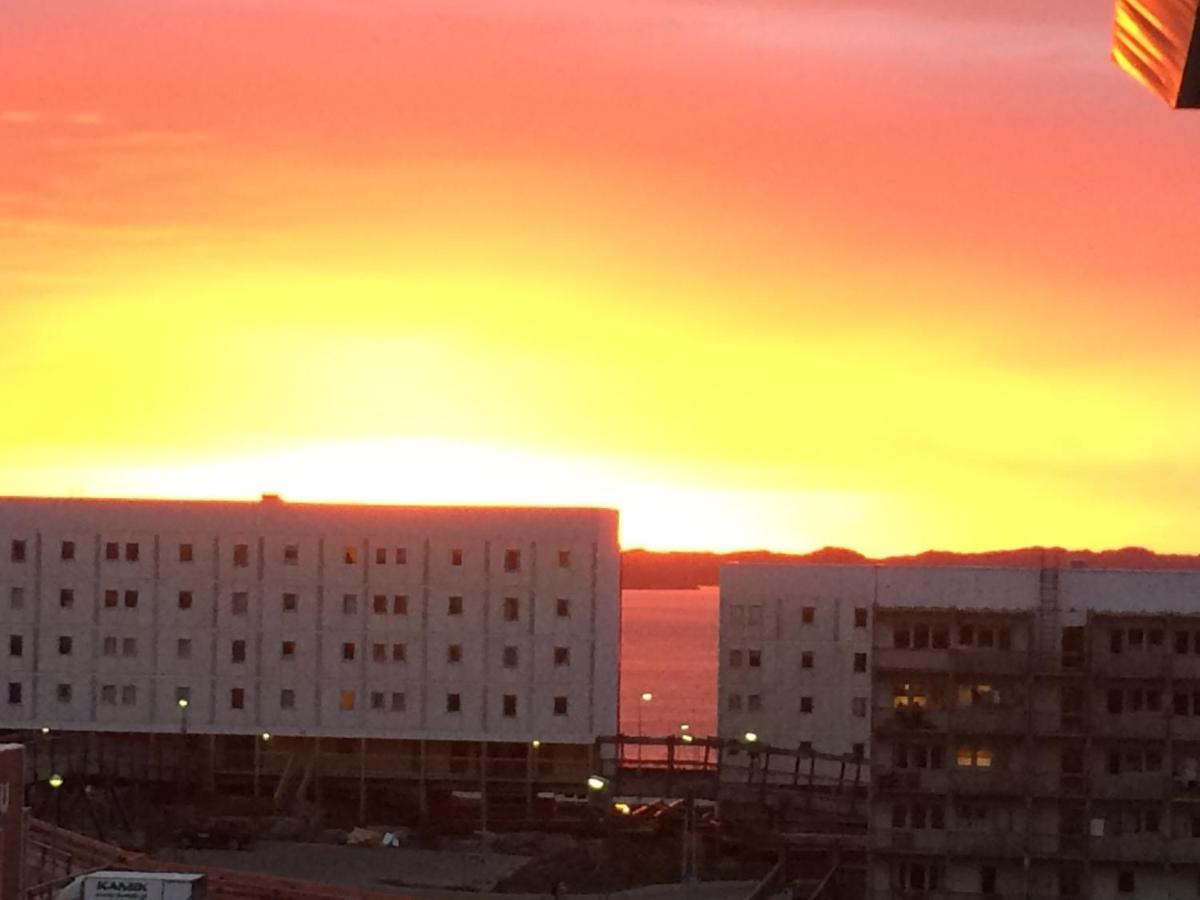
[48,773,64,880]
[636,692,653,766]
[177,698,189,807]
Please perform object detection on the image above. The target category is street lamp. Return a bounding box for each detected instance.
[744,732,758,743]
[636,692,653,765]
[587,775,609,792]
[40,726,50,735]
[261,732,271,742]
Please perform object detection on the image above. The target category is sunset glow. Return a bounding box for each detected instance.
[3,0,1199,554]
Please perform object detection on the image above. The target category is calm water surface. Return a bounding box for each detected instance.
[618,587,718,738]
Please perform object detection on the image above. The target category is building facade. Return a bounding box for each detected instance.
[0,497,620,747]
[720,562,1200,899]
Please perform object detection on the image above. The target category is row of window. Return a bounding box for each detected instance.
[727,604,870,628]
[727,648,868,672]
[8,586,577,620]
[892,622,1014,651]
[726,694,868,717]
[9,539,575,571]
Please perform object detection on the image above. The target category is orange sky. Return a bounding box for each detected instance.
[2,0,1199,554]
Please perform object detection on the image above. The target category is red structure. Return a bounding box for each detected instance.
[1113,0,1200,107]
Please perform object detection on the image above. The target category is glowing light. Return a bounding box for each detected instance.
[261,732,271,742]
[744,732,758,743]
[177,698,189,709]
[640,692,653,703]
[48,774,64,789]
[614,802,632,815]
[587,775,609,792]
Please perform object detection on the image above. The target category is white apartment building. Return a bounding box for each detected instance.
[0,497,620,747]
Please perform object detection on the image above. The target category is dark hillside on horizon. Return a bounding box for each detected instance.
[622,546,1200,589]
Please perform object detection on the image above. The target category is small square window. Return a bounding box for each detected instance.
[280,689,295,709]
[375,547,387,565]
[104,542,119,561]
[448,643,462,663]
[103,636,117,656]
[852,697,867,717]
[392,643,407,662]
[503,596,520,621]
[554,646,570,666]
[61,540,75,561]
[446,692,461,713]
[504,549,522,572]
[120,684,137,705]
[60,589,74,609]
[125,542,139,562]
[230,687,245,709]
[179,543,193,562]
[104,589,118,608]
[854,607,868,628]
[448,595,463,616]
[854,652,868,673]
[801,606,815,624]
[391,691,406,711]
[343,546,358,565]
[177,639,192,660]
[748,649,762,667]
[556,597,570,617]
[10,539,27,562]
[503,694,518,717]
[800,696,814,714]
[748,694,762,711]
[801,651,814,669]
[342,593,357,615]
[282,592,298,612]
[231,640,246,663]
[503,645,519,668]
[56,683,72,704]
[8,635,22,657]
[553,695,568,716]
[371,690,386,710]
[124,590,138,608]
[395,547,407,564]
[372,642,386,662]
[393,594,408,615]
[283,544,300,564]
[122,637,137,657]
[178,590,193,610]
[373,594,388,614]
[101,684,116,705]
[281,640,295,659]
[232,592,248,615]
[10,587,24,610]
[342,642,356,661]
[233,543,249,567]
[558,550,571,568]
[58,635,72,656]
[450,548,463,566]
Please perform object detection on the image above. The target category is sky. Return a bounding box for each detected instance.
[2,0,1199,554]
